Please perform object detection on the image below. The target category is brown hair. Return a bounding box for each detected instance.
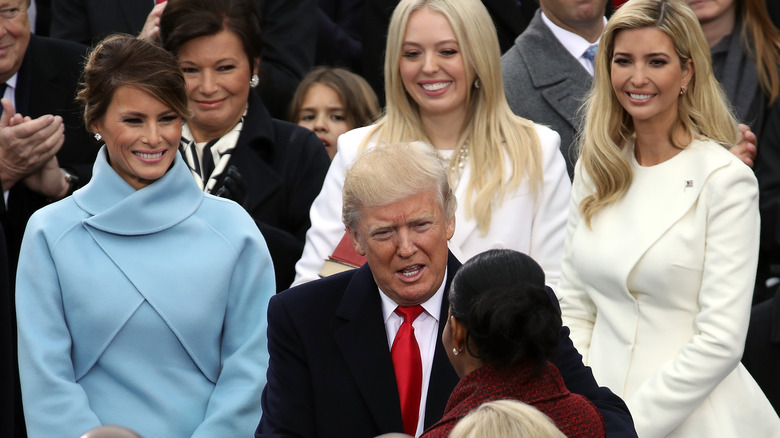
[288,66,380,130]
[77,34,191,132]
[159,0,262,73]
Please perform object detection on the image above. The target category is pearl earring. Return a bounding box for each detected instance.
[250,74,260,88]
[94,133,102,142]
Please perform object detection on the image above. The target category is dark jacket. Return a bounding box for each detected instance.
[213,90,329,290]
[257,252,637,437]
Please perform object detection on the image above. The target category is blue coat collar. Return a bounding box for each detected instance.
[74,146,204,235]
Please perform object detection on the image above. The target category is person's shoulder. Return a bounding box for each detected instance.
[196,194,266,240]
[25,197,84,240]
[272,269,358,313]
[692,138,755,177]
[335,125,376,158]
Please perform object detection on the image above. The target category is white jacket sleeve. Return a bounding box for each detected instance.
[557,162,598,363]
[529,126,570,289]
[292,127,368,285]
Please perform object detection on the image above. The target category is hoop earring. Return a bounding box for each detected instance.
[473,78,480,89]
[680,85,688,96]
[250,74,260,88]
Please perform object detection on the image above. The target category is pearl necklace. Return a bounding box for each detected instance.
[448,142,469,186]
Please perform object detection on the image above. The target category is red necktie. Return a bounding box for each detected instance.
[391,305,424,436]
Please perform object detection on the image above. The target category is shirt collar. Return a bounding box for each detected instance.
[541,11,606,61]
[379,267,448,324]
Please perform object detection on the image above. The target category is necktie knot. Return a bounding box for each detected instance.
[583,44,599,64]
[395,305,424,323]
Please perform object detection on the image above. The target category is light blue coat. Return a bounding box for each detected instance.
[16,147,275,438]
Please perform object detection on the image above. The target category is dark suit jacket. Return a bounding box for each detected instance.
[4,35,95,278]
[50,0,315,119]
[1,34,93,438]
[0,222,15,434]
[215,90,329,291]
[755,100,780,303]
[258,253,637,437]
[742,285,780,416]
[501,9,593,179]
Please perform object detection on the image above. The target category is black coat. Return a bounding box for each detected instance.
[743,286,780,416]
[0,34,93,438]
[257,252,637,437]
[212,90,330,291]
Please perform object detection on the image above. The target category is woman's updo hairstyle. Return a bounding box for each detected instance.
[77,34,191,132]
[449,249,561,369]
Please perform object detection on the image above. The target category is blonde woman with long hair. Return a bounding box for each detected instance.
[293,0,570,287]
[556,0,780,436]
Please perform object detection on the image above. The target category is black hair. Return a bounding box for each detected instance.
[449,249,561,369]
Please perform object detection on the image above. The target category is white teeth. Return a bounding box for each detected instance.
[421,82,451,91]
[135,151,164,159]
[629,93,654,100]
[401,265,421,277]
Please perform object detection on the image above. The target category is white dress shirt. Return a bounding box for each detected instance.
[541,11,606,76]
[3,73,19,208]
[380,268,447,438]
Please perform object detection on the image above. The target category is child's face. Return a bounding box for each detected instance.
[297,83,351,160]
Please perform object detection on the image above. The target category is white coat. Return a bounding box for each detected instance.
[292,124,571,287]
[557,139,780,437]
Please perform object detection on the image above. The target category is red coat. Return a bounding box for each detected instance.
[422,361,605,437]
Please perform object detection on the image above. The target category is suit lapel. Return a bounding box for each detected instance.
[334,253,462,431]
[216,92,282,214]
[520,13,592,131]
[593,140,731,282]
[334,265,405,432]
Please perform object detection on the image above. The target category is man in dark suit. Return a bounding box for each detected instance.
[257,142,637,437]
[0,2,93,435]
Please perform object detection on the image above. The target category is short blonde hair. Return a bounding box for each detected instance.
[449,400,566,438]
[342,142,456,230]
[578,0,738,225]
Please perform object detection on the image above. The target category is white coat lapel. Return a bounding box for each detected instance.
[592,140,731,280]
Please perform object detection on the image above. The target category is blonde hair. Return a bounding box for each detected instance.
[342,141,457,230]
[362,0,543,235]
[449,400,566,438]
[739,0,780,104]
[578,0,738,225]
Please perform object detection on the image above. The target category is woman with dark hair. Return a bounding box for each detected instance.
[15,34,275,438]
[159,0,330,291]
[422,249,605,438]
